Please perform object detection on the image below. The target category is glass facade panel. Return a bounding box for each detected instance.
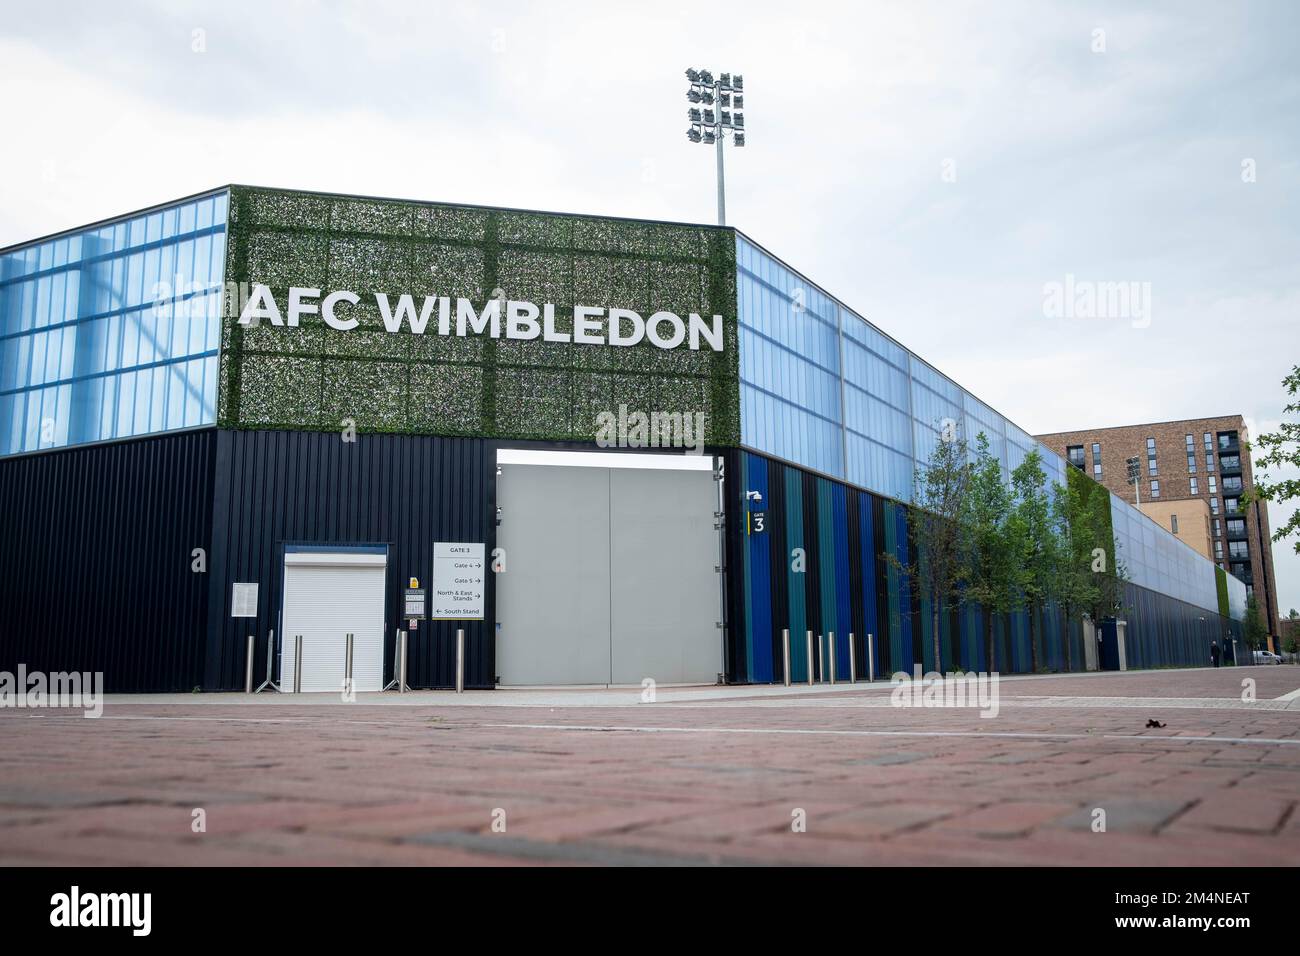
[0,191,227,455]
[735,233,1239,617]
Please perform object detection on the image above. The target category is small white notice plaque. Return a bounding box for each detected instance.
[231,582,259,618]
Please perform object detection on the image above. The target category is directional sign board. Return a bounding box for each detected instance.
[431,542,485,620]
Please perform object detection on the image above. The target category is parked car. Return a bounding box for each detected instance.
[1253,650,1283,665]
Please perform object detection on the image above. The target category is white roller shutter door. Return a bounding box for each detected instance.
[280,550,387,693]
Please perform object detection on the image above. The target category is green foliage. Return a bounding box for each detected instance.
[889,430,972,670]
[1009,448,1058,671]
[1051,477,1094,670]
[960,433,1019,665]
[1242,594,1268,649]
[219,185,741,445]
[1065,466,1129,622]
[1243,364,1300,553]
[1215,566,1231,619]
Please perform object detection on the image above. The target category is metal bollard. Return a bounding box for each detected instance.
[399,630,408,694]
[245,635,255,693]
[849,631,856,683]
[867,632,875,682]
[293,635,303,693]
[456,628,465,694]
[828,631,836,684]
[345,632,354,689]
[782,629,791,687]
[806,630,814,686]
[817,634,824,684]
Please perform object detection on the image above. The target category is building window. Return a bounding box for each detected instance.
[1212,518,1221,536]
[1091,442,1102,477]
[1218,431,1236,450]
[1227,518,1246,536]
[1214,540,1224,559]
[1220,454,1240,470]
[1185,434,1194,452]
[1146,437,1158,476]
[1186,454,1197,473]
[1208,475,1217,493]
[1223,475,1243,492]
[1210,497,1220,515]
[1190,476,1199,495]
[1067,445,1085,470]
[1225,496,1239,514]
[1228,540,1249,560]
[1170,514,1179,534]
[1150,479,1160,498]
[1203,432,1212,449]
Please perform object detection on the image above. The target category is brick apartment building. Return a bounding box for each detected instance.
[1037,415,1281,648]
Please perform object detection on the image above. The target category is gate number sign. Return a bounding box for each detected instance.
[747,510,766,535]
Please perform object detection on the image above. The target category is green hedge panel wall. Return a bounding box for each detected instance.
[218,186,740,445]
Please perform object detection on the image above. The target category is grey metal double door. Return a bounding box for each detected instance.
[495,461,719,686]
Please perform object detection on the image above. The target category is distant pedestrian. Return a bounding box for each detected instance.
[1210,641,1221,668]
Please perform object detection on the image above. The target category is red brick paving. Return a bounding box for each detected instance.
[1,667,1297,865]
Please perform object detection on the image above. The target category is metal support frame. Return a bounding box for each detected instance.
[254,630,279,693]
[383,629,411,692]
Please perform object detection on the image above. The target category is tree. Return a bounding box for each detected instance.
[1050,474,1100,672]
[960,432,1019,671]
[1009,449,1058,672]
[1243,365,1300,553]
[890,431,973,672]
[1243,594,1267,651]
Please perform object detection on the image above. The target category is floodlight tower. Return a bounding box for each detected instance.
[685,68,745,226]
[1125,455,1142,507]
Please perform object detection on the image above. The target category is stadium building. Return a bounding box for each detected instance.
[0,186,1247,691]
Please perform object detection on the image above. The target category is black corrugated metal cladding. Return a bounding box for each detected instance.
[205,429,494,691]
[0,430,215,691]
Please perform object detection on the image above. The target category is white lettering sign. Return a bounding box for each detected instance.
[237,285,724,352]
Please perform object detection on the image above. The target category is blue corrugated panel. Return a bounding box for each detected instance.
[746,453,773,683]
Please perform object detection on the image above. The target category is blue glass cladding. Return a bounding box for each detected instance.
[735,232,1232,619]
[0,191,228,455]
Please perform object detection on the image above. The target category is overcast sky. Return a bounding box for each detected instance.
[2,0,1297,614]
